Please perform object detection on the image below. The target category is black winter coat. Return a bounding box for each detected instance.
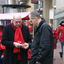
[29,19,54,64]
[2,24,31,64]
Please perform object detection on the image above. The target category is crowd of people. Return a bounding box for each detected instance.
[49,20,64,58]
[0,11,64,64]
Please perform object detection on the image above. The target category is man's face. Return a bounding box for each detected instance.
[29,15,37,27]
[62,23,64,25]
[13,17,22,28]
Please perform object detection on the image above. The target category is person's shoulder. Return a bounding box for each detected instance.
[22,24,28,29]
[3,24,11,29]
[23,24,28,29]
[41,23,52,32]
[42,22,49,27]
[4,24,11,27]
[41,19,49,27]
[57,26,61,29]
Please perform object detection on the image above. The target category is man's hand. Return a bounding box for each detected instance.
[21,43,29,49]
[36,61,40,64]
[13,42,29,49]
[13,42,22,48]
[1,55,4,59]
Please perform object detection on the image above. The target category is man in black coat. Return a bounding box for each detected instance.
[29,12,54,64]
[2,14,31,64]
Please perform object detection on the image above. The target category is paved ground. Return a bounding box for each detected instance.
[53,42,63,64]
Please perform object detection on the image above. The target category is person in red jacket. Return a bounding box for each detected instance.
[53,28,58,49]
[49,23,57,49]
[57,20,64,58]
[0,25,5,64]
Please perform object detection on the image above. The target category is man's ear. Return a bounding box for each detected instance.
[34,17,36,19]
[11,20,13,23]
[34,17,38,20]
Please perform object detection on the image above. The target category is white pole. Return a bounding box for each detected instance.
[8,0,16,4]
[38,0,40,13]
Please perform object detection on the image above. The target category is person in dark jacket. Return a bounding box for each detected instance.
[28,11,54,64]
[2,14,31,64]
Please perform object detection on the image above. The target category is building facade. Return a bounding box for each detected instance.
[54,0,64,28]
[0,0,54,24]
[43,0,53,23]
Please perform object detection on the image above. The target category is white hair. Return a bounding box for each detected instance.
[30,11,41,18]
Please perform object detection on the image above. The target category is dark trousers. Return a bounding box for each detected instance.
[60,41,64,54]
[17,60,23,64]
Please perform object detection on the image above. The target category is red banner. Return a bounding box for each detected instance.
[31,0,38,4]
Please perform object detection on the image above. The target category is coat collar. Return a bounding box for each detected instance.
[34,19,46,34]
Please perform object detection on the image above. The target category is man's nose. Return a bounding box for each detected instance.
[17,22,20,25]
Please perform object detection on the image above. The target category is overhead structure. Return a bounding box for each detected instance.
[2,4,31,8]
[1,3,31,13]
[43,0,53,23]
[7,0,16,4]
[0,12,31,20]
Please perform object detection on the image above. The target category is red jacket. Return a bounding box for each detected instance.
[52,29,58,39]
[0,29,5,50]
[52,29,57,49]
[57,26,64,41]
[28,49,31,59]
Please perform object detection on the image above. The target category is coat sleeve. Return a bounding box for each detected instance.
[2,26,14,48]
[36,24,54,62]
[57,26,61,40]
[26,27,32,48]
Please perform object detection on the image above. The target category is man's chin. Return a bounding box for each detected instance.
[16,26,20,28]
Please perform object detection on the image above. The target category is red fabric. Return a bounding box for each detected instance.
[0,29,2,50]
[2,51,4,55]
[53,29,58,39]
[28,49,31,59]
[28,25,33,32]
[0,44,6,50]
[52,29,57,49]
[18,54,22,60]
[54,39,57,49]
[57,26,64,41]
[12,23,25,60]
[13,27,25,53]
[0,29,6,50]
[0,29,2,43]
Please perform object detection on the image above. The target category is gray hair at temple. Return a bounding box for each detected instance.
[30,11,41,18]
